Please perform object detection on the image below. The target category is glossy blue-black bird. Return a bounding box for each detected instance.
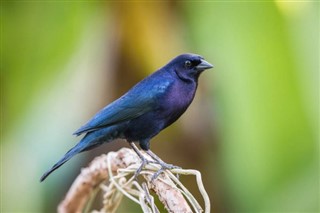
[40,53,213,182]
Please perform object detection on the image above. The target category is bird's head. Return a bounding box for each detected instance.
[167,53,213,82]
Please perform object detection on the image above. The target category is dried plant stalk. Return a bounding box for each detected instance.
[58,147,210,213]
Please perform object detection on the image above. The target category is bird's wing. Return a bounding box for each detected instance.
[73,94,155,136]
[73,77,173,136]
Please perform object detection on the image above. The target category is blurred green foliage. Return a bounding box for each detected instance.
[2,2,100,134]
[1,1,318,212]
[183,2,318,211]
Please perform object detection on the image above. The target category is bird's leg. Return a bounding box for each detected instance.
[145,150,181,181]
[129,142,154,179]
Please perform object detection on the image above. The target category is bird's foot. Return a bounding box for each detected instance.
[151,162,181,181]
[134,158,155,180]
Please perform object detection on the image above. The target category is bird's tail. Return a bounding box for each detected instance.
[40,143,83,182]
[40,135,104,182]
[40,126,125,182]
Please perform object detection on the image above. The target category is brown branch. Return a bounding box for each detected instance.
[58,148,194,213]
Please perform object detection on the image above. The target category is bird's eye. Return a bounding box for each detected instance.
[184,60,192,68]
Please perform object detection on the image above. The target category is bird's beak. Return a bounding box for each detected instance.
[196,59,214,71]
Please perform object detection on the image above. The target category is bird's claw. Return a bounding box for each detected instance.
[134,159,147,180]
[134,158,156,180]
[135,160,181,181]
[151,162,181,181]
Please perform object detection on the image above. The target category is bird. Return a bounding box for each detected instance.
[40,53,213,182]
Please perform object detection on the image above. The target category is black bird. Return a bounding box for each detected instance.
[40,53,213,182]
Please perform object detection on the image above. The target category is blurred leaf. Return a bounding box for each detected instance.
[183,2,319,212]
[2,2,99,135]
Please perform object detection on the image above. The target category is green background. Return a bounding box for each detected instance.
[1,1,319,212]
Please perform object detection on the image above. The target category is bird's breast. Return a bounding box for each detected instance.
[123,80,197,142]
[157,81,197,123]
